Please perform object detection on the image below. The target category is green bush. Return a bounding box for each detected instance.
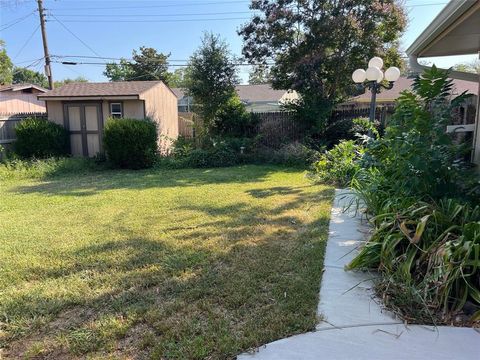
[311,140,363,186]
[103,118,158,169]
[258,142,320,167]
[0,157,99,180]
[14,118,69,158]
[346,66,480,324]
[211,96,259,137]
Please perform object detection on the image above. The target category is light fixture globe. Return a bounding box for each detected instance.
[352,69,366,83]
[368,57,383,69]
[366,66,382,81]
[384,66,401,82]
[376,71,384,83]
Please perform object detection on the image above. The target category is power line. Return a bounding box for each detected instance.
[49,11,254,17]
[13,24,40,60]
[48,13,102,57]
[0,10,36,31]
[46,0,250,10]
[47,17,252,23]
[54,60,272,67]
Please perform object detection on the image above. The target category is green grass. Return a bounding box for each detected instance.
[0,164,333,359]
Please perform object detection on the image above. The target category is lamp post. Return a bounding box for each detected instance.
[352,57,401,125]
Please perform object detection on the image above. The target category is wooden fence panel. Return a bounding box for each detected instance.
[0,112,47,144]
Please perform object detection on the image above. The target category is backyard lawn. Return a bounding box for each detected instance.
[0,165,333,359]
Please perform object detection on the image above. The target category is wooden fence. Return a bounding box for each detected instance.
[0,113,47,158]
[177,106,393,146]
[330,106,395,128]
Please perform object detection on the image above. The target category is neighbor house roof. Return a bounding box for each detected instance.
[350,76,478,103]
[172,84,290,103]
[38,81,167,99]
[0,83,47,93]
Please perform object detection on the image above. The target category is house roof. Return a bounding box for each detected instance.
[350,76,478,103]
[172,84,289,103]
[0,83,47,93]
[38,81,165,99]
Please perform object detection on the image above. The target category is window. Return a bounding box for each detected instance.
[110,103,123,118]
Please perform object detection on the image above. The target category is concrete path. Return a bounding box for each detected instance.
[238,190,480,360]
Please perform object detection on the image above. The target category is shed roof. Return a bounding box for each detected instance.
[0,83,47,93]
[38,81,166,99]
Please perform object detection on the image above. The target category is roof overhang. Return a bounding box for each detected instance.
[406,0,480,82]
[406,0,480,58]
[38,95,140,101]
[0,84,47,93]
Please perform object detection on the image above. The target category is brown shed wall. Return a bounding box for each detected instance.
[140,83,178,152]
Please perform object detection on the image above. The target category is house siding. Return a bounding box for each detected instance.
[0,90,46,114]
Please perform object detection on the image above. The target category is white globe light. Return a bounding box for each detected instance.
[384,66,401,82]
[368,57,384,69]
[366,66,382,81]
[352,69,366,83]
[376,71,384,83]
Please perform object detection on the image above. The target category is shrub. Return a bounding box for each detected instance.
[211,95,259,137]
[346,66,480,324]
[103,118,158,169]
[0,157,98,180]
[259,142,320,167]
[311,140,363,186]
[14,118,69,158]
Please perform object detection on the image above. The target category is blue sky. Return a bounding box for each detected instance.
[0,0,477,84]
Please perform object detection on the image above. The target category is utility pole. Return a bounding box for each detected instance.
[37,0,53,89]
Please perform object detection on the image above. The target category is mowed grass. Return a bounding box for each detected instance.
[0,165,333,359]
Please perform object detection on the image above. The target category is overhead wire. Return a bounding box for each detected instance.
[0,10,36,31]
[47,13,102,57]
[13,24,40,60]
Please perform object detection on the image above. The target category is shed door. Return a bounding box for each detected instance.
[65,103,102,157]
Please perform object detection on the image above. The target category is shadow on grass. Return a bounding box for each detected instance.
[3,175,334,359]
[8,165,300,197]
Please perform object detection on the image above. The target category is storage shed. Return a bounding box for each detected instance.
[0,83,47,115]
[38,81,178,157]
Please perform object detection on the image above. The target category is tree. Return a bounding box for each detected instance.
[12,67,48,88]
[104,47,171,83]
[186,32,239,130]
[168,68,190,88]
[0,40,13,85]
[453,59,480,74]
[248,64,271,85]
[54,76,88,88]
[239,0,406,132]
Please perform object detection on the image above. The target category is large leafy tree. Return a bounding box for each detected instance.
[453,59,480,74]
[104,47,171,83]
[248,64,271,85]
[186,32,239,130]
[0,40,13,85]
[13,67,48,88]
[239,0,406,131]
[54,76,88,88]
[168,68,190,88]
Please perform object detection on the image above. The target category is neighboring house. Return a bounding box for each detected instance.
[172,84,299,113]
[344,76,478,107]
[38,81,178,157]
[405,0,479,165]
[0,83,47,115]
[341,76,479,124]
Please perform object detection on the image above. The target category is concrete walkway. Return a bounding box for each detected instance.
[239,190,479,360]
